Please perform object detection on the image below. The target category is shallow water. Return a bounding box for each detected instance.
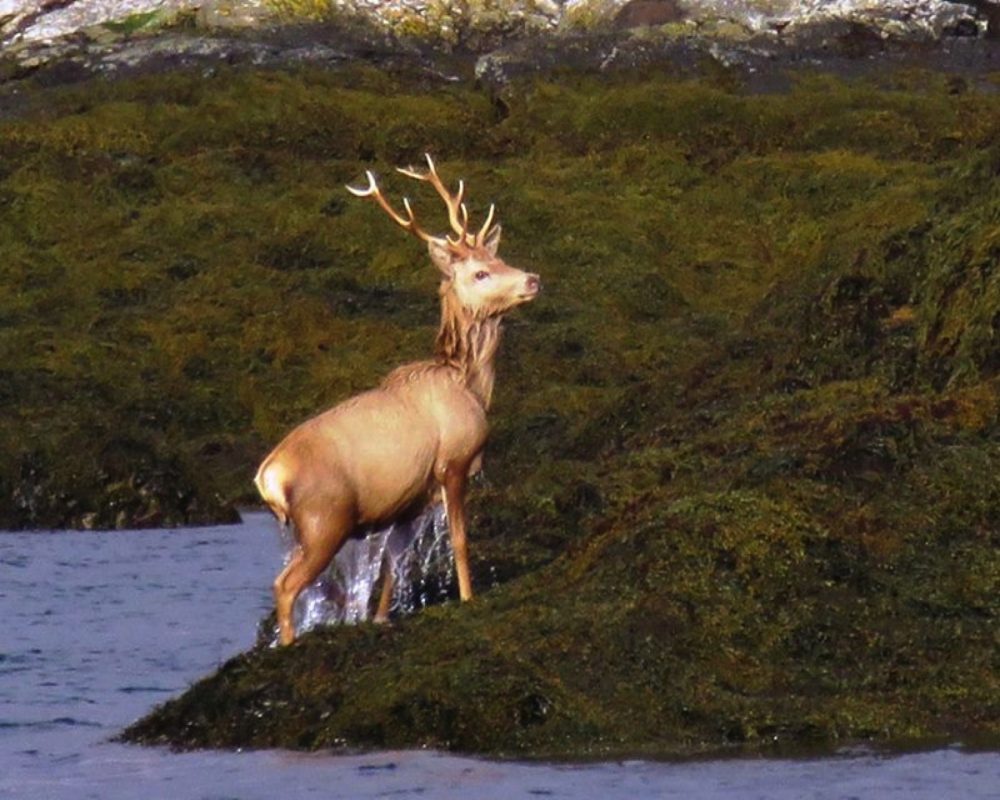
[1,513,997,800]
[292,504,455,638]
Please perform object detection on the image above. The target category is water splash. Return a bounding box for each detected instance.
[283,504,455,640]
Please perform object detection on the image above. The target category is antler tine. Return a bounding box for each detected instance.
[448,203,470,248]
[396,154,470,245]
[475,203,496,247]
[346,170,446,246]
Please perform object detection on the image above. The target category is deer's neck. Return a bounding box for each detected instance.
[435,289,502,409]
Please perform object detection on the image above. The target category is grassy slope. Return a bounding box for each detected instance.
[1,65,997,754]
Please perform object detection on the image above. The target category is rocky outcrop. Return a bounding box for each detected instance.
[108,67,1000,755]
[5,1,984,46]
[4,437,241,531]
[0,1,990,66]
[0,0,200,45]
[0,0,994,94]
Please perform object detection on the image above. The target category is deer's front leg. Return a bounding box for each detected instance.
[374,560,395,624]
[442,466,473,602]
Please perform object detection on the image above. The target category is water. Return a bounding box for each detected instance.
[1,513,997,800]
[293,504,455,636]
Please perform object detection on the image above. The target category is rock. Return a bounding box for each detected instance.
[196,0,277,30]
[562,0,620,28]
[0,0,989,52]
[108,67,1000,756]
[0,1,994,106]
[0,0,990,74]
[965,0,1000,37]
[0,1,47,40]
[2,1,201,47]
[944,16,981,36]
[614,0,687,29]
[79,23,124,45]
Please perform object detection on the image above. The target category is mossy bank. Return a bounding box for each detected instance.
[0,41,997,749]
[0,62,957,752]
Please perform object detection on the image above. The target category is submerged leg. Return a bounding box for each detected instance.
[442,467,473,602]
[274,503,354,646]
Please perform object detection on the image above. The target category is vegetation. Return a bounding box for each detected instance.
[1,62,997,754]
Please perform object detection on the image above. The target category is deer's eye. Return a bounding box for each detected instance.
[474,270,490,281]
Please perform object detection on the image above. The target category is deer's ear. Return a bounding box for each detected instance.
[428,239,455,277]
[484,224,502,257]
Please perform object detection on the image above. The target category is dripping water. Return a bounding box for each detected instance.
[281,504,455,641]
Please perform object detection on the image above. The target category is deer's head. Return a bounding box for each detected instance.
[347,155,540,321]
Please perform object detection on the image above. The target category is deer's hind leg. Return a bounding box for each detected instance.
[274,501,355,646]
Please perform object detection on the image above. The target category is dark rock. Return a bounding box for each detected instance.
[944,17,982,38]
[614,0,686,30]
[966,0,1000,39]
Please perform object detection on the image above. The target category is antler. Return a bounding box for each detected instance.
[345,170,448,248]
[347,154,499,250]
[397,154,473,247]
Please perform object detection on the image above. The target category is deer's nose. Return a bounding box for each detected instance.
[525,274,541,293]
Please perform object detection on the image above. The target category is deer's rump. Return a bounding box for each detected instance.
[257,388,445,528]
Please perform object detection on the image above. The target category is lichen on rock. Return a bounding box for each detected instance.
[0,0,987,60]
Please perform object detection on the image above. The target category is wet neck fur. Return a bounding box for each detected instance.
[435,286,503,409]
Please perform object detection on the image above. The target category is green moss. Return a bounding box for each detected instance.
[102,10,167,35]
[2,63,998,752]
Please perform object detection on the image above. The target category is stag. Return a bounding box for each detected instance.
[255,155,540,645]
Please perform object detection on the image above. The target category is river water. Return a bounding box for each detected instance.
[1,512,996,799]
